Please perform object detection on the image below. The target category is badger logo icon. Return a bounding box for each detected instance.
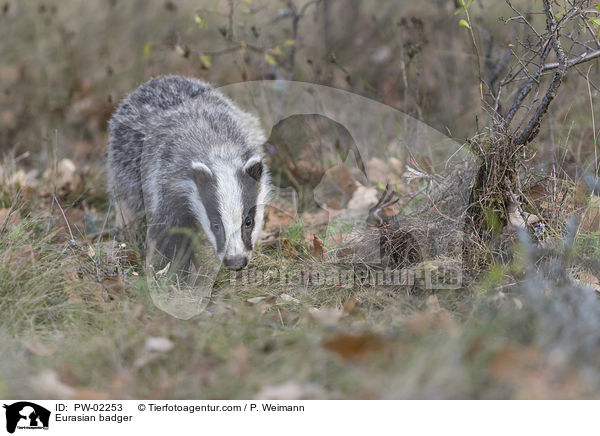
[2,402,50,433]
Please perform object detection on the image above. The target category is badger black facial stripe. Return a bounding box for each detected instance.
[238,167,260,250]
[245,159,263,181]
[193,174,225,253]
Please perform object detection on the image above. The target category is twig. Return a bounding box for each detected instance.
[501,41,551,129]
[0,191,22,236]
[514,0,568,145]
[96,200,113,244]
[541,48,600,72]
[54,196,76,244]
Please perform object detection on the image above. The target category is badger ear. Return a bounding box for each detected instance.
[244,156,263,181]
[192,161,213,178]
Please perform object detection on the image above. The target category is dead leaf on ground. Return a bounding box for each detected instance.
[322,332,386,360]
[246,295,277,305]
[282,239,300,258]
[155,262,170,277]
[508,208,540,229]
[310,234,327,259]
[134,336,175,368]
[143,337,174,353]
[277,293,300,304]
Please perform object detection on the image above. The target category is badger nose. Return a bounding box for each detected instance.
[223,255,248,270]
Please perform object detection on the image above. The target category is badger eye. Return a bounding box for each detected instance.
[212,221,221,231]
[244,216,253,228]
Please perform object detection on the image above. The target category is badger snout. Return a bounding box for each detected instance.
[223,255,248,270]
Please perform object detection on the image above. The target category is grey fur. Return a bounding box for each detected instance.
[107,75,271,269]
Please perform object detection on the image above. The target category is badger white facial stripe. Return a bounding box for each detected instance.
[214,160,246,258]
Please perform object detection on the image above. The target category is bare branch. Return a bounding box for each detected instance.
[542,48,600,71]
[501,40,551,129]
[514,0,568,145]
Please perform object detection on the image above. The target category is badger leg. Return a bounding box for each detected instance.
[146,218,200,280]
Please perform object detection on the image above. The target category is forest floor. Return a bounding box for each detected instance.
[1,150,600,400]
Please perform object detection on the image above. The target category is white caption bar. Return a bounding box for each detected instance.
[0,400,597,436]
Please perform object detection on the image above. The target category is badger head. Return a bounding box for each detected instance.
[191,156,269,270]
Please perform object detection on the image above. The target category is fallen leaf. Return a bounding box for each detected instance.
[282,239,299,258]
[246,295,276,304]
[322,332,385,360]
[310,234,327,259]
[508,208,540,229]
[155,262,170,277]
[277,293,300,304]
[134,337,175,368]
[144,337,174,353]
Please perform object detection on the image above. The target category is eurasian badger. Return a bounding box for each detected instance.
[107,76,270,271]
